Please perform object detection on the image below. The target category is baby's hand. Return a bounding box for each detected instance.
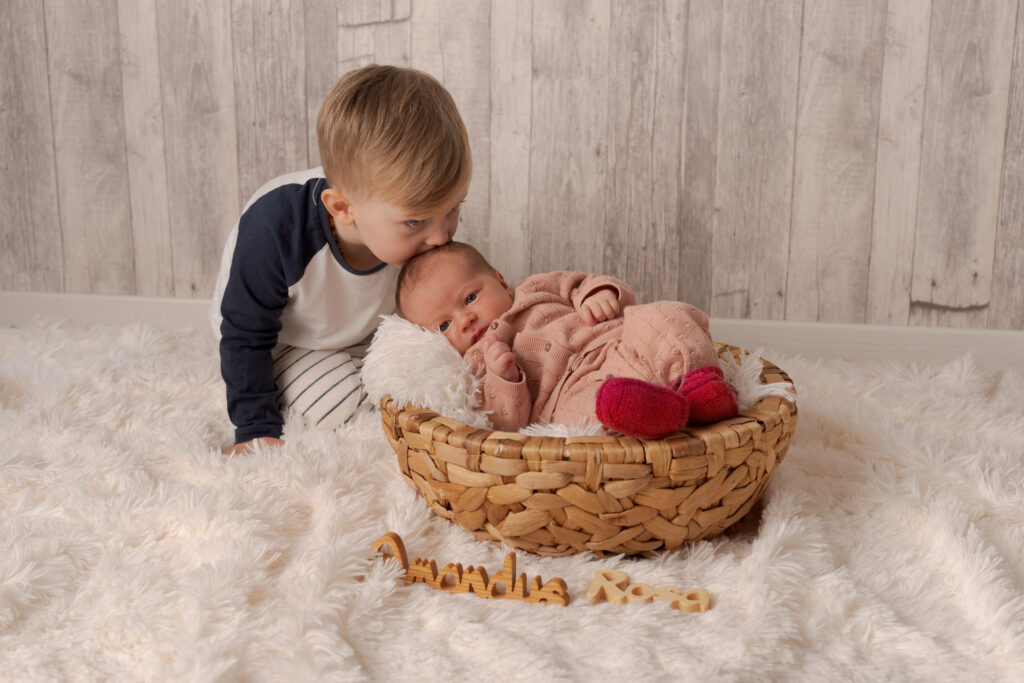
[579,288,621,326]
[481,332,520,382]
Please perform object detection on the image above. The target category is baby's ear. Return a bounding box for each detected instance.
[496,271,512,294]
[321,187,355,225]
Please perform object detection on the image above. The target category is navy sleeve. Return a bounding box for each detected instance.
[219,182,324,443]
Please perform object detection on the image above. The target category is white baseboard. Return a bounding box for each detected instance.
[2,290,1021,370]
[1,291,213,335]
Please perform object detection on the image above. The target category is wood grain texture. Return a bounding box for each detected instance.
[488,0,533,286]
[303,0,338,167]
[4,0,1024,330]
[711,0,801,320]
[990,1,1024,330]
[338,0,411,75]
[0,0,63,292]
[410,0,491,251]
[118,0,174,297]
[157,0,239,297]
[528,0,611,275]
[865,0,931,326]
[785,0,887,322]
[678,0,722,314]
[603,0,685,304]
[46,0,135,295]
[231,0,309,206]
[910,0,1017,312]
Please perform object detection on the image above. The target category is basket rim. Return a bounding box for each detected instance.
[381,343,797,461]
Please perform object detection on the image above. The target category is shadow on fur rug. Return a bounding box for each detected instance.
[2,318,1023,681]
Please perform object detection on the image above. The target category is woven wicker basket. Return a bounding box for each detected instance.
[380,344,797,556]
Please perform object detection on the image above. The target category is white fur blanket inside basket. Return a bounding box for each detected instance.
[361,314,795,435]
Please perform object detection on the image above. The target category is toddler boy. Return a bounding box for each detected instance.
[396,242,737,438]
[210,65,471,454]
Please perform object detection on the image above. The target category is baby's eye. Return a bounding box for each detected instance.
[465,292,477,305]
[438,320,451,333]
[404,219,423,228]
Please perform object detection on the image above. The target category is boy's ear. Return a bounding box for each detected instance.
[321,188,356,225]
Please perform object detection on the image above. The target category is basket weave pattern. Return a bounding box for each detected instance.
[380,345,797,556]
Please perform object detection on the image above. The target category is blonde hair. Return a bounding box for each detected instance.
[317,64,472,212]
[395,241,495,317]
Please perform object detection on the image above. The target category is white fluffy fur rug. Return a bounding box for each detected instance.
[3,318,1024,681]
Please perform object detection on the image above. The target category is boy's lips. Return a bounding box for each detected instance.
[471,327,486,345]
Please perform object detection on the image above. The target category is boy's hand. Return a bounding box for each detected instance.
[223,436,284,456]
[481,332,520,382]
[579,287,621,326]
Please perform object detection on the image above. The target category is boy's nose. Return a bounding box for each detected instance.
[425,222,449,247]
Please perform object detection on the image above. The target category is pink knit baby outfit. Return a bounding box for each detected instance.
[463,272,718,432]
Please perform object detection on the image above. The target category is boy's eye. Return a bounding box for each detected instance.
[405,219,423,228]
[438,320,450,333]
[465,292,477,305]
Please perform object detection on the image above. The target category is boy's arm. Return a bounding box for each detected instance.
[218,214,291,446]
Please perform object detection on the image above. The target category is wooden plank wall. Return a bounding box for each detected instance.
[1,0,1021,330]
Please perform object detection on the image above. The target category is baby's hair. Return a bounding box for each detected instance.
[395,242,495,318]
[317,64,472,212]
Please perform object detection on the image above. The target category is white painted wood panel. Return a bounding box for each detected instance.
[231,0,309,206]
[2,0,1023,330]
[45,0,135,295]
[648,0,689,305]
[604,0,685,304]
[156,0,240,297]
[990,2,1024,331]
[304,0,339,166]
[865,0,931,326]
[678,0,722,314]
[0,0,63,292]
[911,0,1017,313]
[528,0,611,275]
[488,0,533,287]
[410,0,491,252]
[711,0,801,320]
[338,0,411,75]
[786,0,887,322]
[118,0,174,297]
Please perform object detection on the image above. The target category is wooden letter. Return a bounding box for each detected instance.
[669,589,711,613]
[486,553,518,598]
[587,570,630,605]
[405,558,438,585]
[372,532,409,571]
[435,563,463,591]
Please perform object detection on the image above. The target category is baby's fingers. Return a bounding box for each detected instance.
[579,304,597,326]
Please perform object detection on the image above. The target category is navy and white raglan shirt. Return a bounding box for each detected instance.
[209,167,398,444]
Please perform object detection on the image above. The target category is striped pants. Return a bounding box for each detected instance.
[272,337,372,430]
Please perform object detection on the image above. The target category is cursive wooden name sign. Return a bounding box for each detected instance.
[372,532,569,606]
[587,570,710,612]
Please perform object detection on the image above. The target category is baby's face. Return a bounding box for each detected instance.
[401,254,514,354]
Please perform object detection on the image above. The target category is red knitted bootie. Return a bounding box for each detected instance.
[595,377,689,439]
[671,365,738,425]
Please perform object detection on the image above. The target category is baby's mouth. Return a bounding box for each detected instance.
[471,327,486,345]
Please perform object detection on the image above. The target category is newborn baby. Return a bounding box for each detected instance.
[396,242,737,438]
